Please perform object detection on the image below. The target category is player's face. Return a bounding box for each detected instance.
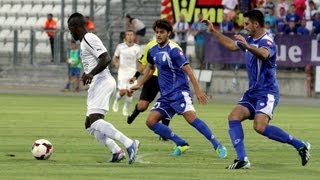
[243,17,257,36]
[155,27,170,46]
[68,23,80,41]
[125,31,135,43]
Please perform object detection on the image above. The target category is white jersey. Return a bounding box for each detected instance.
[80,33,112,78]
[133,18,145,31]
[80,32,115,115]
[114,42,141,79]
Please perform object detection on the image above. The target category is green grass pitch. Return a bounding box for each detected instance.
[0,93,319,180]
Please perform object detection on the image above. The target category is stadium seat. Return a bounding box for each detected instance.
[18,30,30,40]
[22,43,30,53]
[30,4,43,16]
[25,17,38,29]
[36,42,50,53]
[19,4,33,16]
[40,5,54,16]
[16,42,26,51]
[3,17,16,29]
[95,6,106,16]
[35,17,47,29]
[0,29,11,39]
[2,42,14,53]
[35,31,49,43]
[8,4,22,16]
[12,17,27,29]
[52,5,61,15]
[0,4,11,13]
[0,16,6,24]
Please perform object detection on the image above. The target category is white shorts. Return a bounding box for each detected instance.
[86,75,116,116]
[117,75,137,90]
[117,68,136,90]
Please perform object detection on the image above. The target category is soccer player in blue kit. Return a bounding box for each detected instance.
[130,19,227,158]
[203,10,311,169]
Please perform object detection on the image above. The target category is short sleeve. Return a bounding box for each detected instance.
[259,38,276,57]
[146,50,154,65]
[114,44,120,57]
[83,33,107,58]
[171,48,188,68]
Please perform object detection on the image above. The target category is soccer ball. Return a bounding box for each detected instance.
[31,139,53,160]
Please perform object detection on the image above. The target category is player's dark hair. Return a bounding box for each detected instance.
[68,12,86,26]
[126,14,135,23]
[243,10,264,27]
[152,19,173,32]
[126,29,136,34]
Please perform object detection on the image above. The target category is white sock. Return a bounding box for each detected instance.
[115,91,122,102]
[91,119,133,148]
[86,127,122,154]
[124,96,133,109]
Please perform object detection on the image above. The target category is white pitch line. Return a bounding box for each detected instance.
[135,153,156,164]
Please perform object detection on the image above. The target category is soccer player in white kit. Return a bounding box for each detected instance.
[67,12,139,164]
[112,30,141,116]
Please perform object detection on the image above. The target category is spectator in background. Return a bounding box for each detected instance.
[264,0,276,14]
[264,8,277,31]
[85,16,96,33]
[239,0,251,13]
[254,0,265,12]
[173,14,189,54]
[125,14,146,44]
[220,13,235,33]
[191,13,207,69]
[275,7,287,34]
[277,0,289,16]
[297,18,310,35]
[306,0,318,20]
[304,0,318,31]
[286,4,301,25]
[62,41,82,92]
[294,0,307,18]
[312,12,320,41]
[285,20,298,35]
[43,13,57,62]
[264,21,276,39]
[222,0,238,22]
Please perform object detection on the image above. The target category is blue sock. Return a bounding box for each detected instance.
[229,120,246,160]
[191,118,220,149]
[149,123,187,146]
[262,125,305,150]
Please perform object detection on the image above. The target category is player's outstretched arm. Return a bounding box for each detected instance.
[129,63,146,84]
[202,19,239,51]
[182,64,208,105]
[130,63,154,91]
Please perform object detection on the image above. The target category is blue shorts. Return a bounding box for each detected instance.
[69,67,81,77]
[238,91,279,120]
[151,91,195,120]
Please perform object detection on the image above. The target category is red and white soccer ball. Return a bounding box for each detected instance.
[31,139,53,160]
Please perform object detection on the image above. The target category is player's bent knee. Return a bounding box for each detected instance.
[137,103,149,112]
[86,114,105,128]
[85,116,91,129]
[145,119,155,128]
[253,123,265,134]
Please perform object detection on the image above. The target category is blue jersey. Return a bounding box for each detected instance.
[147,41,189,97]
[236,33,279,96]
